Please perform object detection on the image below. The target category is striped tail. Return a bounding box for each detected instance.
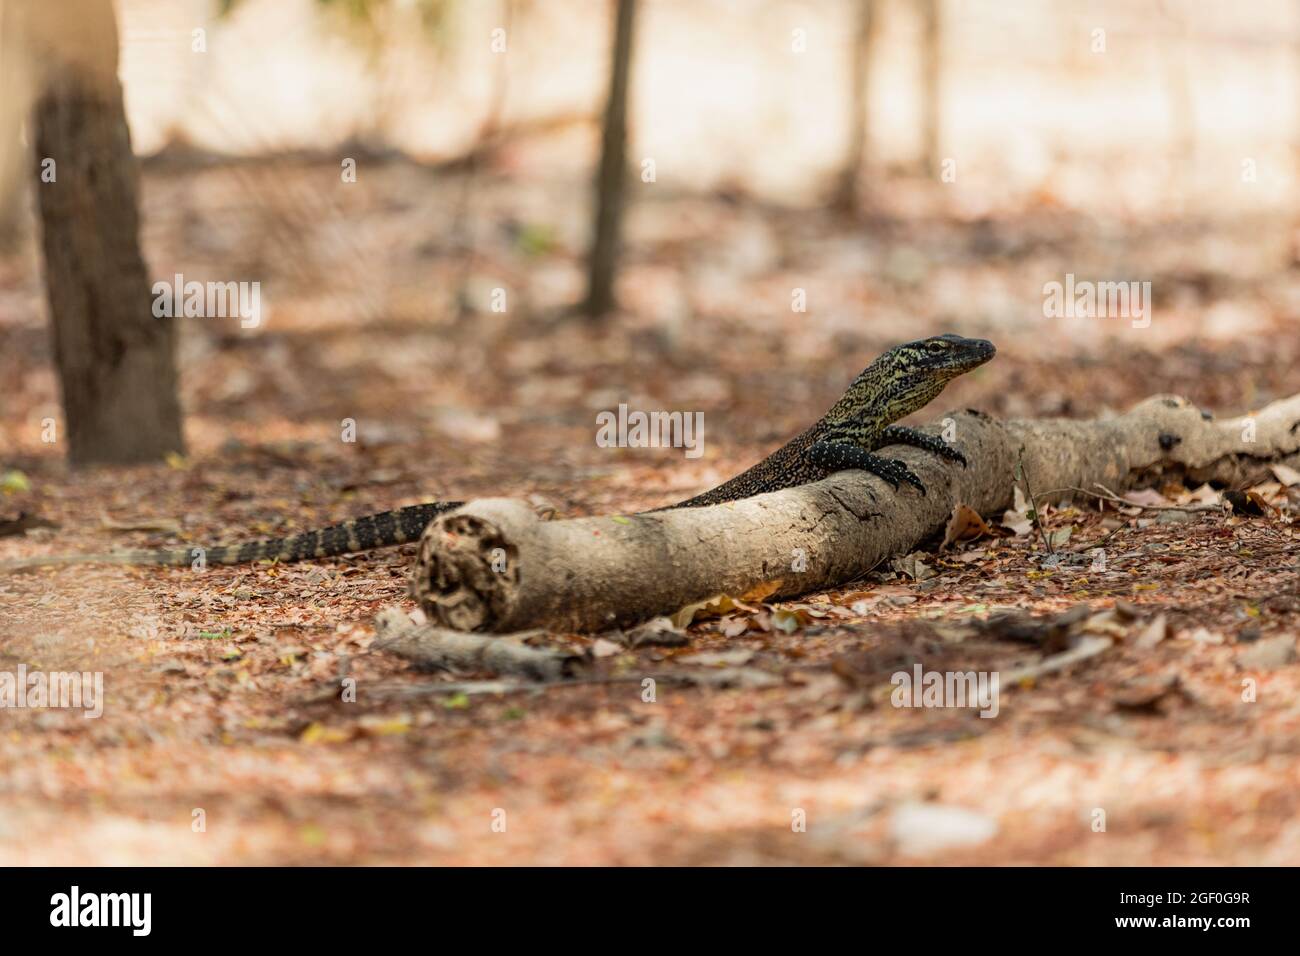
[0,502,462,572]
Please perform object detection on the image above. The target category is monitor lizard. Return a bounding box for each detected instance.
[0,333,994,571]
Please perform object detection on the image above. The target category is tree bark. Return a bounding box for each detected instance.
[582,0,637,318]
[411,394,1300,634]
[25,0,184,466]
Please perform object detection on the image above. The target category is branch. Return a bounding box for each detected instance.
[410,393,1300,633]
[372,608,581,681]
[1057,483,1223,513]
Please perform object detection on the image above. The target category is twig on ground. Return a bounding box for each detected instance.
[1066,483,1224,513]
[300,669,737,705]
[1001,635,1114,685]
[1016,452,1055,556]
[372,607,582,681]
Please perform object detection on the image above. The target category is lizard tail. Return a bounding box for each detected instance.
[0,502,463,572]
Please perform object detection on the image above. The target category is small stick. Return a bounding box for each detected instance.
[304,671,704,705]
[372,608,583,681]
[1016,452,1054,555]
[1078,483,1221,514]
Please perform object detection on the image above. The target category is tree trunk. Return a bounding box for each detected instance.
[25,0,184,466]
[0,0,32,250]
[918,0,942,177]
[834,0,877,212]
[411,393,1300,633]
[582,0,637,318]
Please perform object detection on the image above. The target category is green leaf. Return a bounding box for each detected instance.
[515,223,555,257]
[0,470,30,494]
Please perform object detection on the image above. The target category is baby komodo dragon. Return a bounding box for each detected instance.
[2,333,994,570]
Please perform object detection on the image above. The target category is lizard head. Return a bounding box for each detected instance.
[831,334,996,426]
[883,332,993,400]
[880,333,996,406]
[890,333,996,380]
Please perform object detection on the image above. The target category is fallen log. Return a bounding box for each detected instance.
[411,394,1300,634]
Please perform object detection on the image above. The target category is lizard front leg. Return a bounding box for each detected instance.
[878,425,966,467]
[806,441,927,495]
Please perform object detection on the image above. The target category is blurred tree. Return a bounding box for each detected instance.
[19,0,184,465]
[918,0,942,177]
[834,0,878,212]
[583,0,637,318]
[0,0,32,250]
[1160,3,1195,196]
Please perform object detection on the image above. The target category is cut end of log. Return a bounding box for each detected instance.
[412,502,526,631]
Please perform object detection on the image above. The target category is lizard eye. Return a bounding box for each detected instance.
[927,342,947,352]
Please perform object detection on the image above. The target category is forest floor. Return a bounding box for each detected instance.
[2,155,1300,864]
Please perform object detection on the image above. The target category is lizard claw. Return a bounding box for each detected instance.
[940,444,967,468]
[887,459,927,496]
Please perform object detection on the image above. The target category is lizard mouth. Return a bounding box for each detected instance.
[965,337,996,365]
